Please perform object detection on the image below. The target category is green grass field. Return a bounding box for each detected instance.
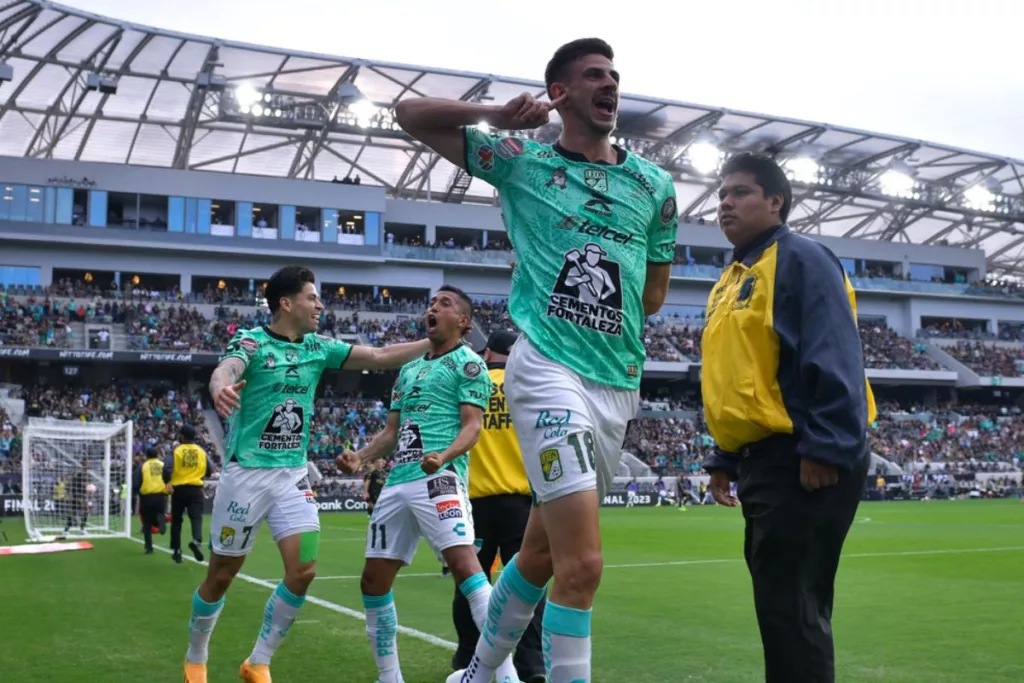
[1,500,1021,682]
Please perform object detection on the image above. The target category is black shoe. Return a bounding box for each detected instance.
[172,550,183,564]
[188,540,205,563]
[145,547,154,554]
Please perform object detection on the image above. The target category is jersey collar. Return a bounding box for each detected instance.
[262,325,305,344]
[552,141,627,166]
[732,224,789,267]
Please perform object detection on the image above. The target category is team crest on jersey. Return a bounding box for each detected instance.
[285,348,299,363]
[219,526,235,548]
[540,448,563,482]
[496,137,524,159]
[258,399,304,451]
[263,354,276,369]
[547,243,624,336]
[660,196,677,225]
[416,365,431,380]
[584,168,608,193]
[477,145,494,171]
[733,275,758,311]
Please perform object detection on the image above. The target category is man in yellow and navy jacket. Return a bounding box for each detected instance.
[133,446,171,555]
[701,152,876,683]
[450,330,545,683]
[168,424,211,564]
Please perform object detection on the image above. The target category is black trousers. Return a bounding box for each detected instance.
[139,494,167,551]
[170,486,204,551]
[452,494,545,679]
[737,438,869,683]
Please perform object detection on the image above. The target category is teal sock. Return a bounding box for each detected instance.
[542,600,592,683]
[362,591,402,683]
[249,583,305,666]
[186,589,225,664]
[465,554,546,683]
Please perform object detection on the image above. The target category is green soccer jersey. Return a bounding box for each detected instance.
[385,344,492,487]
[220,326,352,469]
[463,127,680,390]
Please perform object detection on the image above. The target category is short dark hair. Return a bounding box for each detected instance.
[544,38,614,99]
[179,424,196,442]
[265,265,316,315]
[720,153,793,224]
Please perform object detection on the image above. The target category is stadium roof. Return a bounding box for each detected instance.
[2,0,1024,276]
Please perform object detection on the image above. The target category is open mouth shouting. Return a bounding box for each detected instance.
[593,93,617,121]
[425,312,438,332]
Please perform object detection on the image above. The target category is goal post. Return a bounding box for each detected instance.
[21,418,134,542]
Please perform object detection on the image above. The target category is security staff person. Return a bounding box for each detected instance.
[701,152,876,683]
[451,330,545,683]
[168,425,209,564]
[134,447,171,554]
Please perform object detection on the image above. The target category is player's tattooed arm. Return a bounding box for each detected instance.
[346,339,431,370]
[209,357,247,419]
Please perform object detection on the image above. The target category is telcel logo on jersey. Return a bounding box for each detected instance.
[226,500,251,523]
[556,215,632,244]
[535,410,571,439]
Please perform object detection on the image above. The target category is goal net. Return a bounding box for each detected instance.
[21,418,134,542]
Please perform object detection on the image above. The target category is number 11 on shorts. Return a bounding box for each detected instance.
[370,522,387,550]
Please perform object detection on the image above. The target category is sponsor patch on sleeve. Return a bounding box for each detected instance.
[463,361,482,378]
[239,338,258,354]
[660,196,677,224]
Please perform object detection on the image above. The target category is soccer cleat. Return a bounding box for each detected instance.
[183,661,207,683]
[173,550,183,564]
[238,659,271,683]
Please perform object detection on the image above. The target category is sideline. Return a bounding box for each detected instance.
[307,545,1024,580]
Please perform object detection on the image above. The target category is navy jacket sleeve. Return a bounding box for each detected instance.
[703,448,741,480]
[774,237,868,470]
[131,465,141,496]
[163,457,173,484]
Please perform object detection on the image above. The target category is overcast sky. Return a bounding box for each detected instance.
[65,0,1024,160]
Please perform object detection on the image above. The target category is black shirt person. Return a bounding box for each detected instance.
[700,152,877,683]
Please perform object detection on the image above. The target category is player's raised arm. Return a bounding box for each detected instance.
[345,338,431,371]
[395,94,564,170]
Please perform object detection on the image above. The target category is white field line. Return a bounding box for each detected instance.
[125,537,457,650]
[307,545,1024,580]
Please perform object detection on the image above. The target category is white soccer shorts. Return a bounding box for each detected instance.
[364,470,474,566]
[505,335,639,504]
[209,462,320,557]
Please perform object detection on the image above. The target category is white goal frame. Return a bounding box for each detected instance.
[21,418,134,542]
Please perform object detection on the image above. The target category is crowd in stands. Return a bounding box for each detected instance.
[0,296,74,348]
[943,342,1024,378]
[859,320,941,370]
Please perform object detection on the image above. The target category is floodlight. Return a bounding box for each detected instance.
[235,83,261,109]
[964,184,996,211]
[785,156,820,184]
[879,170,914,198]
[687,142,723,176]
[349,99,376,127]
[85,73,118,95]
[251,104,264,117]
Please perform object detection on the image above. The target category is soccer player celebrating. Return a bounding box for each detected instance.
[396,39,679,683]
[336,286,520,683]
[182,265,431,683]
